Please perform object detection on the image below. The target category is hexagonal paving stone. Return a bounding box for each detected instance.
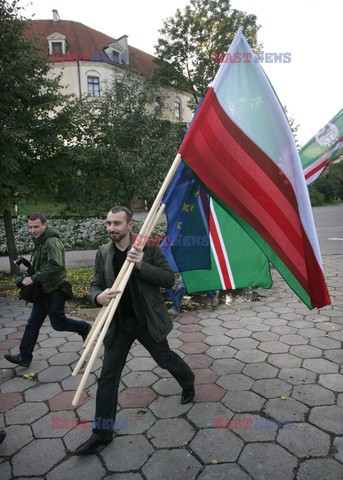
[278,367,316,385]
[324,349,343,364]
[142,449,201,480]
[199,318,222,326]
[310,336,341,349]
[302,358,339,374]
[252,378,292,399]
[230,338,260,350]
[243,362,279,380]
[206,346,237,359]
[222,391,265,412]
[252,331,280,342]
[0,392,23,413]
[271,326,297,335]
[100,434,154,471]
[187,402,233,428]
[147,418,195,447]
[46,455,106,480]
[194,384,225,402]
[37,365,71,383]
[49,352,79,365]
[319,373,343,392]
[264,397,309,422]
[230,413,278,442]
[191,368,218,385]
[12,438,66,477]
[183,353,214,368]
[24,382,62,402]
[197,463,252,480]
[204,335,231,346]
[309,405,343,434]
[0,375,38,393]
[226,328,252,338]
[32,410,79,438]
[201,326,227,336]
[216,373,254,391]
[152,378,181,395]
[211,358,244,375]
[115,408,156,435]
[49,391,88,411]
[278,334,308,345]
[126,357,157,371]
[118,387,157,408]
[179,323,202,333]
[121,371,158,388]
[267,353,302,368]
[178,313,199,325]
[259,341,289,354]
[277,422,330,457]
[333,436,343,463]
[235,349,267,363]
[0,424,33,456]
[293,384,335,406]
[149,395,192,418]
[297,459,343,480]
[239,442,297,480]
[5,401,48,425]
[190,428,243,463]
[179,341,209,353]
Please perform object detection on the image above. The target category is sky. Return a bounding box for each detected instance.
[21,0,343,146]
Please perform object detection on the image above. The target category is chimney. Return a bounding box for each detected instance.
[52,10,60,24]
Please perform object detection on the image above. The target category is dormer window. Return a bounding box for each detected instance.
[52,42,63,53]
[47,33,67,55]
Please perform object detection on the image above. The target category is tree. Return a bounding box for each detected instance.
[0,0,77,272]
[57,74,187,214]
[154,0,260,106]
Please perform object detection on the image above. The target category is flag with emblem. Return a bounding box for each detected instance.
[300,109,343,185]
[177,27,330,309]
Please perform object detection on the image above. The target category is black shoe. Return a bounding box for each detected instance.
[4,354,30,368]
[75,433,112,455]
[81,323,92,343]
[181,372,195,404]
[0,430,6,445]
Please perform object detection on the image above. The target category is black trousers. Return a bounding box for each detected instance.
[20,290,89,364]
[93,324,194,439]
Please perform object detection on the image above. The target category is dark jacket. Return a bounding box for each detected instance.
[90,238,175,345]
[30,227,67,293]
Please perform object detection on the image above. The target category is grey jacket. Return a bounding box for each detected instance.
[90,238,175,346]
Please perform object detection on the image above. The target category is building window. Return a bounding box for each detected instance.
[174,99,181,119]
[88,76,100,97]
[51,42,63,53]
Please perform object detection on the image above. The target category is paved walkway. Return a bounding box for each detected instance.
[0,253,343,479]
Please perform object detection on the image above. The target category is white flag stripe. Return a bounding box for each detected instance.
[210,200,236,289]
[304,140,343,177]
[210,233,226,290]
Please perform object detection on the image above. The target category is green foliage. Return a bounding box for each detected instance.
[154,0,260,106]
[0,0,77,211]
[309,161,343,205]
[57,74,187,213]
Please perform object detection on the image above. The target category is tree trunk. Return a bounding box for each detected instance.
[3,209,20,275]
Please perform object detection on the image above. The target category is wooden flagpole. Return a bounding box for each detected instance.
[71,153,181,405]
[72,202,166,377]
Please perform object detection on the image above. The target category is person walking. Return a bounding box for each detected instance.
[75,206,195,455]
[5,213,91,368]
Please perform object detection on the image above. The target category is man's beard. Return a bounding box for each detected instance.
[109,232,126,243]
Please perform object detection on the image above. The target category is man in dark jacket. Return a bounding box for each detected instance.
[5,213,91,368]
[75,206,195,455]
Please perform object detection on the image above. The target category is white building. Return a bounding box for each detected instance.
[26,10,193,123]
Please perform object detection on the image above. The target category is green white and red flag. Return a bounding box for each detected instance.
[300,109,343,185]
[178,28,330,309]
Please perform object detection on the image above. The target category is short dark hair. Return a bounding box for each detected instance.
[28,212,47,224]
[109,206,133,223]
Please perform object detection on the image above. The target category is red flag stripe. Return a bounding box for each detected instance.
[209,204,233,290]
[179,89,317,296]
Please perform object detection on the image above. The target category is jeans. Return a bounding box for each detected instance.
[94,324,194,440]
[20,289,89,364]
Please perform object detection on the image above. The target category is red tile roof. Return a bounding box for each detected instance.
[25,19,156,76]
